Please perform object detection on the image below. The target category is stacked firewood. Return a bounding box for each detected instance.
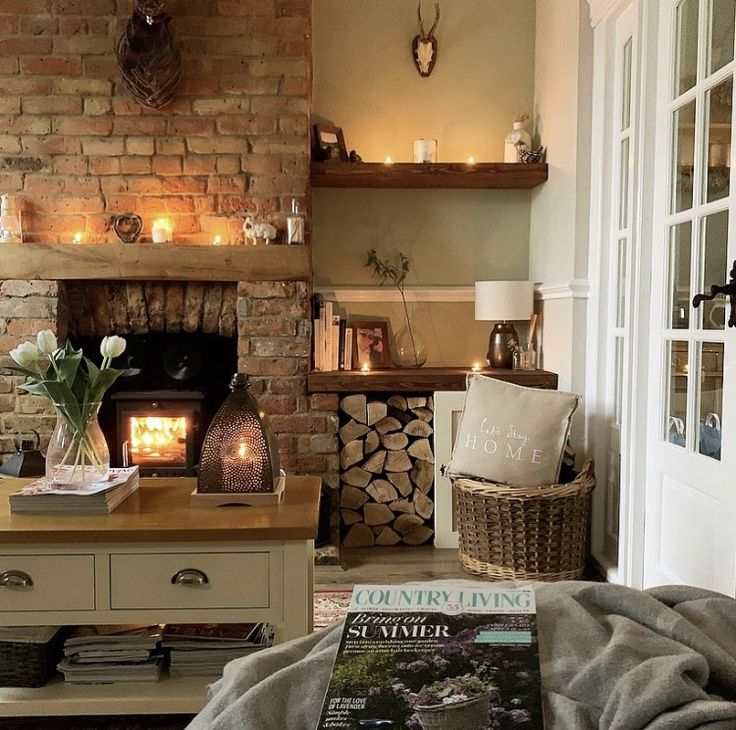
[339,394,434,546]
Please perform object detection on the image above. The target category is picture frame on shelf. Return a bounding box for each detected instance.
[313,124,348,162]
[352,321,391,369]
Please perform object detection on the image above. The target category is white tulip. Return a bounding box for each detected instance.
[100,335,126,359]
[36,330,58,355]
[10,342,40,369]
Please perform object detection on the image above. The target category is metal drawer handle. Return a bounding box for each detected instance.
[0,570,34,588]
[171,568,209,586]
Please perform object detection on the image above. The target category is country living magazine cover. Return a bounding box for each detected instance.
[316,583,543,730]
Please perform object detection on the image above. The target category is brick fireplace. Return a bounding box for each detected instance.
[0,1,341,550]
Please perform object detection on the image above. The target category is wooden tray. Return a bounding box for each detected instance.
[190,476,285,507]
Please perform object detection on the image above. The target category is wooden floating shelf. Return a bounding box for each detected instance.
[0,243,311,282]
[310,162,548,189]
[307,367,558,393]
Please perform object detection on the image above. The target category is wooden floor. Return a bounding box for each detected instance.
[315,546,469,588]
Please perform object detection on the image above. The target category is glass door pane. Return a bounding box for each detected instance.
[666,340,689,448]
[696,342,724,460]
[676,0,700,96]
[673,101,697,212]
[701,210,730,329]
[669,221,693,328]
[709,0,735,75]
[705,76,733,203]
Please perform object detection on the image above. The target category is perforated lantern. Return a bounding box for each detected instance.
[196,374,281,498]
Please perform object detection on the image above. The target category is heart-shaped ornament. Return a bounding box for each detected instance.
[112,213,143,243]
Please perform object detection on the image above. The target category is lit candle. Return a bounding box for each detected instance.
[151,218,173,244]
[212,234,223,246]
[471,362,481,372]
[384,156,393,165]
[467,156,476,166]
[361,362,370,373]
[72,232,83,244]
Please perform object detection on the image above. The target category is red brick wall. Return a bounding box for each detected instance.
[0,1,340,514]
[0,0,310,243]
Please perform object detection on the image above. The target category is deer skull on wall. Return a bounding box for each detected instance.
[412,2,440,77]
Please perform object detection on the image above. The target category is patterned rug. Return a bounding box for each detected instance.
[313,589,352,629]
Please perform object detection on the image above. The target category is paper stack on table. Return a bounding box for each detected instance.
[8,466,140,515]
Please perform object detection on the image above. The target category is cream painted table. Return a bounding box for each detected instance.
[0,475,321,717]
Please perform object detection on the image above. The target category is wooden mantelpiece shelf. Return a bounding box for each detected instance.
[310,162,548,189]
[0,243,311,282]
[307,368,558,393]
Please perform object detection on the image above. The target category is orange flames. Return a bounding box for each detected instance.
[129,416,187,464]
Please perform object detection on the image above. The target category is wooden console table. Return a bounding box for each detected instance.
[0,476,321,717]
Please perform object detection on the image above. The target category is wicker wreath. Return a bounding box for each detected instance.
[116,0,181,110]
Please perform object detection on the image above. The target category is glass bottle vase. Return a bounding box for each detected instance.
[45,404,110,488]
[392,323,428,368]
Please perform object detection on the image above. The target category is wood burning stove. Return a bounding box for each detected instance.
[112,391,206,476]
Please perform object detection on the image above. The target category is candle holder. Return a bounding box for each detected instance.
[191,373,284,506]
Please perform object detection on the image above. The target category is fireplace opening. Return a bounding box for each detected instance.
[77,333,236,477]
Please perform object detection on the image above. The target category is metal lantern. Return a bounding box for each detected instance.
[196,373,281,499]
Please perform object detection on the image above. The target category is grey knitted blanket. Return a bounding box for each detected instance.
[187,581,736,729]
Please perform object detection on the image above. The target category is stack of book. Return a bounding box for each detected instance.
[312,295,352,372]
[58,625,164,684]
[162,623,275,678]
[8,467,140,515]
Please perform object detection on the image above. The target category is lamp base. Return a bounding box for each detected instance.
[190,476,285,507]
[486,322,519,369]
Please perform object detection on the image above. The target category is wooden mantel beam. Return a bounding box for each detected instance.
[0,243,311,282]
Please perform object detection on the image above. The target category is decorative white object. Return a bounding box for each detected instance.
[151,218,173,243]
[413,139,437,163]
[504,115,532,163]
[0,194,22,243]
[243,217,277,246]
[286,199,305,244]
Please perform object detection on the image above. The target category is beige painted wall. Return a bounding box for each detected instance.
[312,0,537,366]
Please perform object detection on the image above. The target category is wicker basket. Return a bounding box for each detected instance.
[454,461,595,581]
[415,693,491,730]
[0,627,64,688]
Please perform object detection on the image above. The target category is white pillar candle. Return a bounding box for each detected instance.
[151,218,173,243]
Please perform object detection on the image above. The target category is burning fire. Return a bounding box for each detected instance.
[129,416,187,464]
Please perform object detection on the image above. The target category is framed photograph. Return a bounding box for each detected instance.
[314,124,348,162]
[352,321,391,369]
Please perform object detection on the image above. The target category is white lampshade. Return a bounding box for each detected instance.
[474,281,533,321]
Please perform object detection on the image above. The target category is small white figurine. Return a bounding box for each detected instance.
[243,217,278,246]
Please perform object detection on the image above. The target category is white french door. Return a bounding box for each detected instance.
[643,0,736,593]
[588,2,639,582]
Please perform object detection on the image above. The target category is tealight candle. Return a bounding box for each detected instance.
[471,362,481,372]
[467,156,476,166]
[151,218,173,244]
[212,235,223,246]
[72,232,84,244]
[361,362,370,373]
[384,156,393,165]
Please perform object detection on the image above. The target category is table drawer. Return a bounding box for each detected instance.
[110,552,270,610]
[0,555,95,612]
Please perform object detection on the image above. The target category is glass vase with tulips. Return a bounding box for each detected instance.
[7,332,130,488]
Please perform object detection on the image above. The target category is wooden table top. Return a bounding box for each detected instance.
[0,476,322,544]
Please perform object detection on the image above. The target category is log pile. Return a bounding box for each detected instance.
[339,393,434,546]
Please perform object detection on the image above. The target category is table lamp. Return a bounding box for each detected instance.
[475,281,533,368]
[192,373,284,506]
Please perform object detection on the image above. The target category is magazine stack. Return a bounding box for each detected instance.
[58,625,164,684]
[9,467,140,515]
[317,582,544,729]
[162,623,276,678]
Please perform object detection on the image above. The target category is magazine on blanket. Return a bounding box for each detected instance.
[316,583,543,730]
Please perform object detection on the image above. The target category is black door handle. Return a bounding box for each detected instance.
[693,260,736,328]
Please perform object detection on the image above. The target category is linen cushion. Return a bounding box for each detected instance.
[445,374,581,486]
